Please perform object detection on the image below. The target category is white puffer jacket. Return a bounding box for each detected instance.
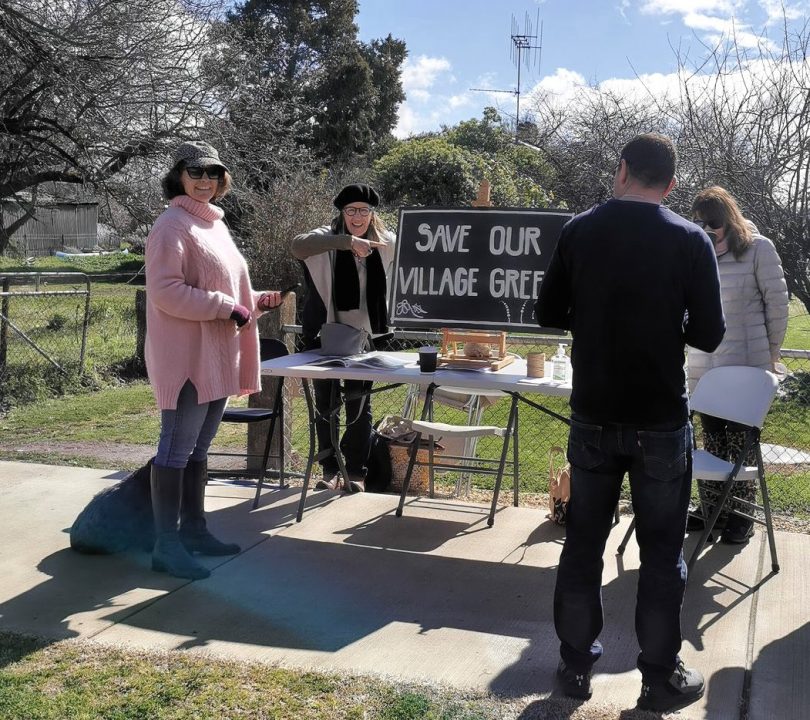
[687,233,789,392]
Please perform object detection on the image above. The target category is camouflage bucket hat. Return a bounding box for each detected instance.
[173,140,228,171]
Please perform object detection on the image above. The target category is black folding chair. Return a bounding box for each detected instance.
[208,337,289,509]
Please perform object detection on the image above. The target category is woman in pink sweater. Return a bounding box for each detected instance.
[145,140,282,580]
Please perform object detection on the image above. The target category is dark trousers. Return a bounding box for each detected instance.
[554,416,693,682]
[314,378,373,476]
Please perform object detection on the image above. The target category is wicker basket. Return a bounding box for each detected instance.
[388,442,439,495]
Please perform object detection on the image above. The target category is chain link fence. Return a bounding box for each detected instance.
[0,273,92,408]
[0,272,141,411]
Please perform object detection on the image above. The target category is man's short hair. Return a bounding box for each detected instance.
[620,133,677,188]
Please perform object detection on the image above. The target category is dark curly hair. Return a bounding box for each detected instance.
[161,161,232,202]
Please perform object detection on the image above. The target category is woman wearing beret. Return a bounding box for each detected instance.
[145,140,283,579]
[291,183,396,492]
[688,186,789,544]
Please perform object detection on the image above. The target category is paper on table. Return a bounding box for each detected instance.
[517,376,566,386]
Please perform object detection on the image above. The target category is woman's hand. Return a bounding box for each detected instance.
[257,291,282,311]
[350,236,385,258]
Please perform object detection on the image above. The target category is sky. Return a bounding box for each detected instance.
[356,0,810,138]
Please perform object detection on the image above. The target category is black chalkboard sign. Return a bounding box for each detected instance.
[389,207,573,331]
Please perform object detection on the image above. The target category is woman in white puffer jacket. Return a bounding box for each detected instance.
[688,186,789,543]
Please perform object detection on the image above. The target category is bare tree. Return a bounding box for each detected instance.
[527,18,810,312]
[0,0,224,252]
[673,25,810,310]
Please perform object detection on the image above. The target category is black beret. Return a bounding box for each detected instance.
[333,183,380,209]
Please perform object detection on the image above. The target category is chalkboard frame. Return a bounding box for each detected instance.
[388,206,573,332]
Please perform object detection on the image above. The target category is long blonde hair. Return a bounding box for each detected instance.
[691,186,753,259]
[330,210,389,242]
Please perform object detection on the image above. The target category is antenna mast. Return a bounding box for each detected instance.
[510,10,542,141]
[470,10,543,142]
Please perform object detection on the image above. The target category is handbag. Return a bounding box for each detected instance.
[547,445,570,525]
[318,322,369,356]
[317,251,372,356]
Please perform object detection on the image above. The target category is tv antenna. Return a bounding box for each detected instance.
[470,10,543,142]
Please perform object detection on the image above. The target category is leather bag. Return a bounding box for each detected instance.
[318,322,369,356]
[548,445,570,525]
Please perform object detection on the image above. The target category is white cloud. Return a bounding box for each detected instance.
[759,0,807,22]
[401,55,453,101]
[394,55,479,137]
[448,94,472,109]
[640,1,737,13]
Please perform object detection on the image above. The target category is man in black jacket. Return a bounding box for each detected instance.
[535,132,725,713]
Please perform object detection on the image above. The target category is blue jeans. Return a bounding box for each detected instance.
[155,380,228,469]
[555,415,693,682]
[314,378,373,476]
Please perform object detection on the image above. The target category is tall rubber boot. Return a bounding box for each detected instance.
[179,459,241,556]
[150,464,210,580]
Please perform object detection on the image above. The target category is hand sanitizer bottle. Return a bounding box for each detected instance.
[552,343,568,381]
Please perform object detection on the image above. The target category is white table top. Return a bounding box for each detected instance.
[261,351,572,397]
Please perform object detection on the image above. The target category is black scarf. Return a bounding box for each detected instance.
[333,248,388,333]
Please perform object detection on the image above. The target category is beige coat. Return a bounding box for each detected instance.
[687,234,789,392]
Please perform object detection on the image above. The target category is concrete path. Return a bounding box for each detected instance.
[1,461,807,719]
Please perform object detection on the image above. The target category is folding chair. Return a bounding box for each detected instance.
[395,384,519,527]
[208,338,289,509]
[401,383,509,497]
[617,365,780,573]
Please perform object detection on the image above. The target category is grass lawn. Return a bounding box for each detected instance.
[0,633,516,720]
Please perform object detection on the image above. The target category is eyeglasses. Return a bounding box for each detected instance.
[185,166,224,180]
[342,206,372,217]
[694,218,723,230]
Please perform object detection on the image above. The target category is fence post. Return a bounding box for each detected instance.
[0,278,8,374]
[247,292,297,472]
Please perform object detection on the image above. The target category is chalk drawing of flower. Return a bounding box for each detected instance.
[396,299,428,318]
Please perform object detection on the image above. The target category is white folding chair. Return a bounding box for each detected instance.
[688,365,780,571]
[401,384,509,497]
[616,365,780,573]
[395,384,519,527]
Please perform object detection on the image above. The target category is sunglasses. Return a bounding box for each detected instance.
[185,166,224,180]
[343,206,372,217]
[694,218,723,231]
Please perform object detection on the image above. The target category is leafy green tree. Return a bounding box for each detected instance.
[374,137,479,206]
[226,0,405,160]
[374,109,557,208]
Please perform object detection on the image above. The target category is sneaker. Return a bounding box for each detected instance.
[556,660,592,700]
[638,661,704,712]
[315,472,339,491]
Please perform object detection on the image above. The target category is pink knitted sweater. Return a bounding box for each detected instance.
[145,195,262,410]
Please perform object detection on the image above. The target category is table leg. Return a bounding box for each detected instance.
[296,379,317,523]
[396,384,436,517]
[488,394,519,527]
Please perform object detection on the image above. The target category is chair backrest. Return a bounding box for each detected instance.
[260,337,290,362]
[691,365,779,429]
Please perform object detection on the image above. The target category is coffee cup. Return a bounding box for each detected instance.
[418,346,438,373]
